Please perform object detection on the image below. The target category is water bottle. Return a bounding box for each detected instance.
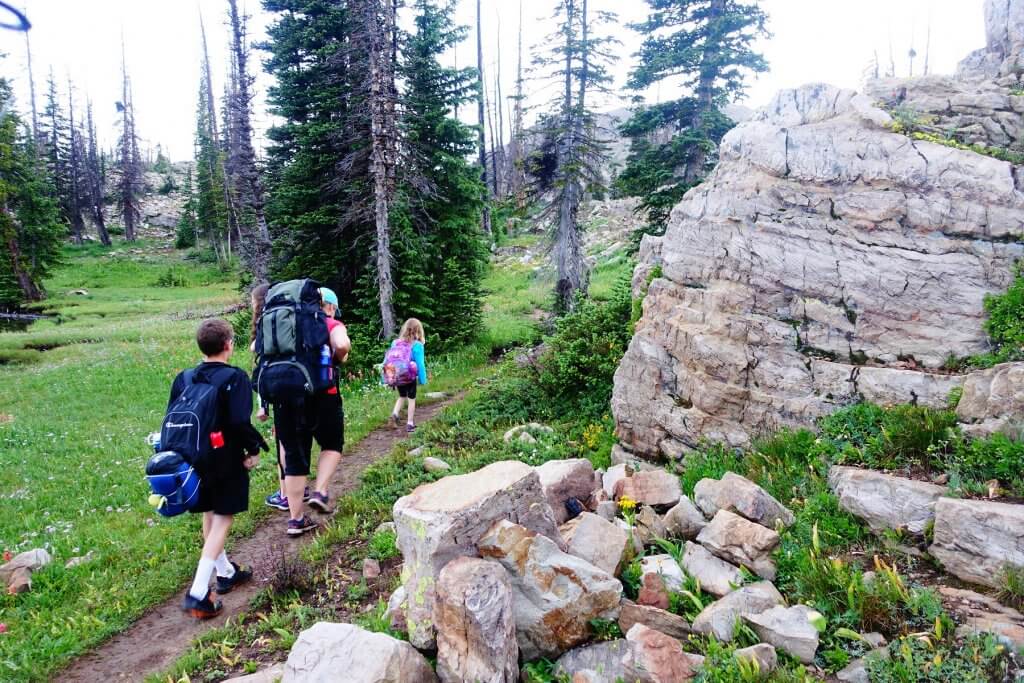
[320,344,332,383]
[146,432,161,453]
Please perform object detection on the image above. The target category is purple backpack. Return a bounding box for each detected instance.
[382,339,418,387]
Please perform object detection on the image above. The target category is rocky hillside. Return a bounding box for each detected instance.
[94,162,192,241]
[613,0,1024,458]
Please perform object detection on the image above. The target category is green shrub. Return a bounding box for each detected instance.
[367,528,399,561]
[970,265,1024,367]
[819,403,957,470]
[154,267,190,288]
[536,279,633,420]
[232,307,253,352]
[949,433,1024,494]
[998,564,1024,610]
[867,632,1012,683]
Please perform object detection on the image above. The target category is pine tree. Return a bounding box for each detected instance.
[39,73,70,232]
[116,41,143,242]
[226,0,271,284]
[195,16,230,261]
[0,75,63,307]
[616,0,769,232]
[176,168,199,249]
[400,0,487,344]
[65,83,87,244]
[84,100,111,246]
[533,0,618,312]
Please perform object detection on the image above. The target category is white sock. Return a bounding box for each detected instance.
[215,551,235,579]
[189,557,217,600]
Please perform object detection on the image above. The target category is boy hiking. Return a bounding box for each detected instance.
[264,286,351,536]
[171,318,268,619]
[385,318,428,433]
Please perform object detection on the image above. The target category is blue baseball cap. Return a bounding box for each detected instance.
[319,287,339,307]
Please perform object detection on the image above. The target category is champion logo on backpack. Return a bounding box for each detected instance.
[164,422,193,429]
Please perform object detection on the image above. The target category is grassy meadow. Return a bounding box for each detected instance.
[0,235,559,681]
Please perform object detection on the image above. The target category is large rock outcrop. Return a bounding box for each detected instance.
[957,0,1024,79]
[613,79,1024,454]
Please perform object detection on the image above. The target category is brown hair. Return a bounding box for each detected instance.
[399,318,425,343]
[250,283,270,341]
[197,318,234,357]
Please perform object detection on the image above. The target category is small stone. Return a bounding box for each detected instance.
[434,557,518,683]
[423,457,451,473]
[932,473,950,485]
[734,644,777,675]
[282,622,437,682]
[362,558,381,580]
[479,520,621,660]
[680,541,744,598]
[603,464,629,497]
[561,512,630,576]
[836,658,869,683]
[596,500,618,521]
[663,498,707,540]
[618,600,691,640]
[223,664,285,683]
[639,554,685,592]
[691,581,785,642]
[744,605,820,664]
[409,446,424,457]
[518,431,537,445]
[693,473,795,528]
[553,640,630,682]
[7,567,31,594]
[637,573,670,611]
[634,505,667,546]
[64,551,96,569]
[696,510,780,580]
[386,586,407,632]
[535,459,597,525]
[861,632,887,649]
[624,623,704,683]
[614,469,682,509]
[425,391,447,400]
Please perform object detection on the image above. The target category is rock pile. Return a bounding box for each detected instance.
[0,548,52,594]
[275,462,835,681]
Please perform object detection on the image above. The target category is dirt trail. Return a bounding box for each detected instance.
[60,396,458,682]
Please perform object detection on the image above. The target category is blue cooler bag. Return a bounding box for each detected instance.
[145,450,201,517]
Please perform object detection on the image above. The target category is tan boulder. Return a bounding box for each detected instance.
[696,510,780,580]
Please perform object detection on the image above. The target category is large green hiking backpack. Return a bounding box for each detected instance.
[252,278,331,403]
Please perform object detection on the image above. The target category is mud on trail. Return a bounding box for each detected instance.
[60,395,459,682]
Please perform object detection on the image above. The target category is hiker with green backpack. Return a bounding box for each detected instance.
[252,279,350,536]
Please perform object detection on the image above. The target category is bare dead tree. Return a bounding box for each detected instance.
[24,25,38,142]
[226,0,270,283]
[495,12,507,197]
[487,79,499,196]
[85,99,111,246]
[507,0,526,207]
[475,0,492,239]
[923,18,931,75]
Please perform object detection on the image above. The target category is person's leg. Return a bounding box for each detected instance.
[284,474,306,520]
[313,450,341,494]
[202,510,212,540]
[407,397,416,426]
[188,513,233,601]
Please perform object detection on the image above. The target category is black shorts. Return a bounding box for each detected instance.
[275,393,345,477]
[396,382,417,399]
[191,468,250,516]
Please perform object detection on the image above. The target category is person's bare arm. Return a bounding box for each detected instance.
[331,323,351,363]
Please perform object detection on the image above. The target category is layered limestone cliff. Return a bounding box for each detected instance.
[613,7,1024,456]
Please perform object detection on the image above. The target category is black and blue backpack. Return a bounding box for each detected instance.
[145,368,222,517]
[252,278,331,404]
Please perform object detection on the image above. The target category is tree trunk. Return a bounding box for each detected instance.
[24,29,38,143]
[509,0,525,208]
[227,0,270,283]
[487,81,499,196]
[475,0,492,239]
[4,207,43,301]
[682,0,723,185]
[65,85,84,244]
[86,101,111,246]
[369,0,397,338]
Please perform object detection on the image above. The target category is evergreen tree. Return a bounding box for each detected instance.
[84,100,111,246]
[0,76,63,307]
[116,41,143,242]
[398,0,486,345]
[38,73,72,235]
[532,0,618,313]
[616,0,769,232]
[65,83,88,244]
[175,168,199,249]
[195,16,230,262]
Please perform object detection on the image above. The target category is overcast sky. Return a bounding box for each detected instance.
[0,0,987,162]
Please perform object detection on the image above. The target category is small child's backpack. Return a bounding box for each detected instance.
[382,339,418,387]
[145,451,201,517]
[253,278,331,403]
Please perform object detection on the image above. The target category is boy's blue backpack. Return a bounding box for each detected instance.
[144,367,223,517]
[145,451,201,517]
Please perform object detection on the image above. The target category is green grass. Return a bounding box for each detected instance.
[0,240,541,682]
